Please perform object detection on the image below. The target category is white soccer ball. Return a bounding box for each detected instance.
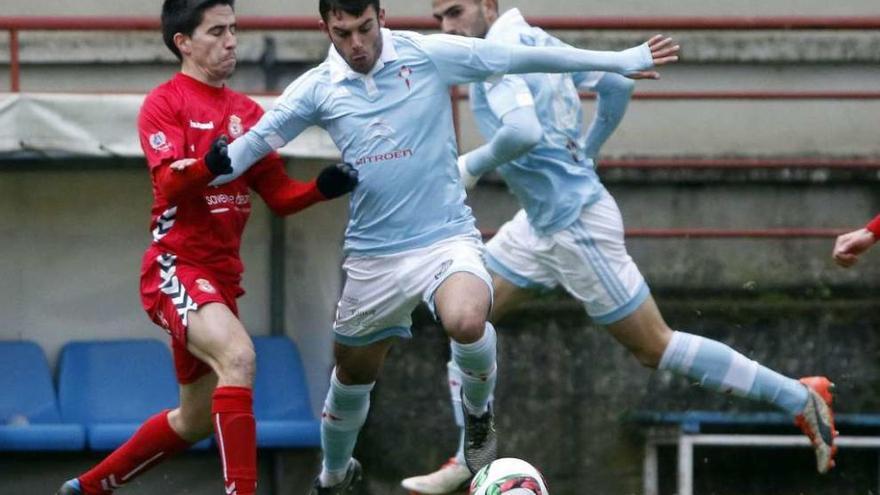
[469,458,548,495]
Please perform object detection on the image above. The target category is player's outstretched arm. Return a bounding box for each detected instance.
[154,136,231,203]
[833,215,880,268]
[420,33,678,86]
[504,34,679,78]
[249,155,357,216]
[210,80,319,187]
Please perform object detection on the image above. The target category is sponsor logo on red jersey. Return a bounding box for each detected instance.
[205,192,251,207]
[189,120,215,130]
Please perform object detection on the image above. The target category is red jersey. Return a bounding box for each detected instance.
[138,72,324,287]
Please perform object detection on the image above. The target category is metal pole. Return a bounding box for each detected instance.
[269,214,286,336]
[644,440,659,495]
[677,435,694,495]
[10,29,20,92]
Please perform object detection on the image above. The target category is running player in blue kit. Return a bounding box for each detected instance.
[399,2,836,493]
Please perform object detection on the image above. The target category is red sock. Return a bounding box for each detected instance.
[79,410,191,495]
[212,386,257,495]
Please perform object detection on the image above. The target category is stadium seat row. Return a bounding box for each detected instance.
[0,337,320,451]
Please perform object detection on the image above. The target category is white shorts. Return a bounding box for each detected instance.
[486,189,649,325]
[334,234,493,346]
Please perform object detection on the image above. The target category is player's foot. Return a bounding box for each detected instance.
[794,376,838,473]
[461,391,497,474]
[308,459,363,494]
[55,479,82,495]
[401,457,472,494]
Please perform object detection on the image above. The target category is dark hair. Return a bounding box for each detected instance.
[161,0,235,60]
[319,0,380,22]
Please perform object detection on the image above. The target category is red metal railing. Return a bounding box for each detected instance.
[481,228,850,240]
[600,157,880,170]
[5,15,880,93]
[3,15,880,31]
[624,228,850,238]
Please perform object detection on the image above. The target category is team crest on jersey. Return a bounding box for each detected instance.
[228,115,244,138]
[149,131,170,152]
[195,278,217,294]
[398,65,413,90]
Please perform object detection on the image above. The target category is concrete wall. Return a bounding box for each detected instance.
[0,159,347,414]
[0,165,264,359]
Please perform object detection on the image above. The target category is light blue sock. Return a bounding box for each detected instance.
[659,331,808,415]
[450,322,497,415]
[319,368,374,486]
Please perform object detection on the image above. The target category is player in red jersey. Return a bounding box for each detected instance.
[833,214,880,267]
[55,2,357,495]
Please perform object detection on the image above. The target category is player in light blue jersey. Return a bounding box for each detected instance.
[202,0,679,492]
[399,2,837,492]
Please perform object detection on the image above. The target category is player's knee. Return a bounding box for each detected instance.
[216,344,256,386]
[443,310,487,344]
[334,364,379,386]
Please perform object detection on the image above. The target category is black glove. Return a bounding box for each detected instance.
[205,135,232,176]
[316,162,358,199]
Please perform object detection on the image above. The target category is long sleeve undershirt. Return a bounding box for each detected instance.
[581,73,635,159]
[464,106,542,177]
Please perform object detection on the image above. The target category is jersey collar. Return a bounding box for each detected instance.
[173,72,227,98]
[328,28,399,84]
[486,8,529,41]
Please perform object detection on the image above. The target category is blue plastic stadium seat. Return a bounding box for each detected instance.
[57,339,208,451]
[0,340,85,451]
[252,336,321,448]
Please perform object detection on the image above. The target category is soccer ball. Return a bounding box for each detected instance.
[469,458,548,495]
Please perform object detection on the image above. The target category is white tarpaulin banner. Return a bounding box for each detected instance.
[0,92,341,160]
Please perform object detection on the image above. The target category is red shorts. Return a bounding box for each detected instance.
[141,252,243,384]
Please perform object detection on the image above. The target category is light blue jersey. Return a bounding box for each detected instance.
[470,9,610,235]
[229,30,510,255]
[219,27,653,255]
